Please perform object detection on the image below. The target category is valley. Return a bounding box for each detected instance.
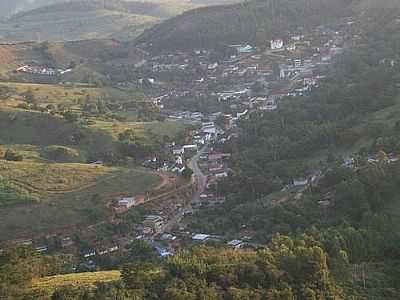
[1,0,400,299]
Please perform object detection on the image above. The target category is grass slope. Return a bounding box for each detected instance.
[0,160,115,198]
[89,119,187,144]
[0,166,160,241]
[0,2,158,42]
[31,271,121,297]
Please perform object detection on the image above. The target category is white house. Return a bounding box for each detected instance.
[118,197,136,209]
[270,39,284,50]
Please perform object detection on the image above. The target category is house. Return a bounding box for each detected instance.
[342,158,355,169]
[192,234,210,242]
[143,215,164,233]
[190,112,203,120]
[388,153,399,163]
[293,178,308,187]
[208,112,222,121]
[208,153,231,162]
[236,109,248,119]
[160,233,177,241]
[270,39,284,50]
[115,195,145,213]
[202,121,215,128]
[215,171,228,179]
[209,162,224,173]
[202,125,216,135]
[231,44,256,54]
[200,195,226,207]
[208,62,219,70]
[227,240,243,249]
[193,135,205,145]
[173,146,185,155]
[61,237,74,248]
[35,246,48,253]
[175,156,183,165]
[118,196,144,210]
[183,144,198,156]
[155,246,173,257]
[260,99,277,111]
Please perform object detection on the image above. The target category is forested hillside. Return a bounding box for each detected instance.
[136,0,354,52]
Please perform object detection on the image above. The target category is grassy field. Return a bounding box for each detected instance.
[0,160,116,199]
[0,82,129,108]
[89,119,187,144]
[0,166,160,241]
[31,271,121,297]
[0,7,158,42]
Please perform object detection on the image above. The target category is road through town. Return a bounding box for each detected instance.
[158,144,208,233]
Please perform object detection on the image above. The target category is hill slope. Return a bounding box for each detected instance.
[136,0,400,53]
[0,1,158,42]
[136,0,355,52]
[0,0,240,42]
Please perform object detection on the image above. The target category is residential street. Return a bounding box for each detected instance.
[188,144,208,202]
[157,145,208,234]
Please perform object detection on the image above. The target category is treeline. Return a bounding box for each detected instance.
[5,223,399,299]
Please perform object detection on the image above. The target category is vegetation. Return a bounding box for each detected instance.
[0,0,239,42]
[31,271,121,296]
[40,145,80,162]
[136,0,354,52]
[1,1,400,299]
[0,166,160,241]
[0,176,33,207]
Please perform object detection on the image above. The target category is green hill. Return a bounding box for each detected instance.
[0,0,240,42]
[135,0,354,52]
[135,0,400,53]
[0,1,158,42]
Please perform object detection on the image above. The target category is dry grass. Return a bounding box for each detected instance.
[0,82,105,106]
[31,271,121,295]
[89,119,187,144]
[0,160,116,198]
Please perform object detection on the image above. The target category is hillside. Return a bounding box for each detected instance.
[135,0,400,53]
[0,0,240,42]
[135,0,354,52]
[0,0,66,20]
[0,1,158,42]
[31,271,121,298]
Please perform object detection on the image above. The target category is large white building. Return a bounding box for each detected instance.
[270,39,284,50]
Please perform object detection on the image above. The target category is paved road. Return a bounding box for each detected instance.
[188,145,208,202]
[157,145,208,234]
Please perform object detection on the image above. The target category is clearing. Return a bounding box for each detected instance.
[31,271,121,297]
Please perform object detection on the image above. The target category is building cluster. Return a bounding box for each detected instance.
[16,64,72,76]
[132,21,357,130]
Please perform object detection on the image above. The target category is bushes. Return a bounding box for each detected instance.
[0,177,32,207]
[40,146,80,163]
[4,149,23,161]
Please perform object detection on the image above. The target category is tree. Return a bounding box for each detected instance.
[121,263,159,290]
[118,129,136,142]
[182,167,194,179]
[22,90,35,104]
[51,287,84,300]
[63,111,79,123]
[126,240,157,264]
[4,149,23,161]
